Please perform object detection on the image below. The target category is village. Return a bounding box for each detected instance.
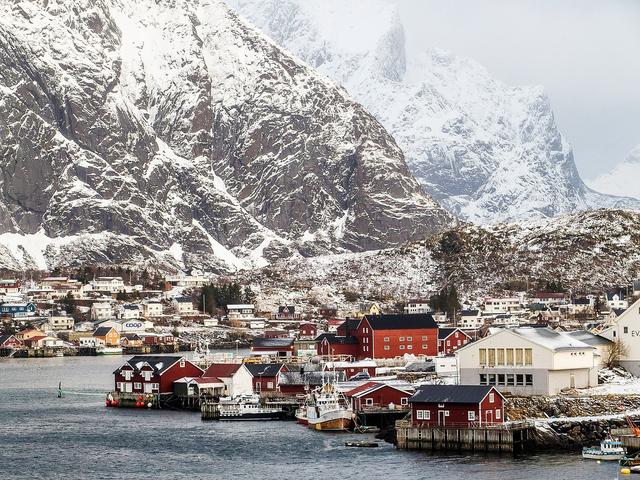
[3,270,640,457]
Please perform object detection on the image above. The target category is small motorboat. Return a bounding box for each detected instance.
[582,437,626,460]
[345,441,379,448]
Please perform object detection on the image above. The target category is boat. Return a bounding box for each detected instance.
[295,403,308,425]
[582,437,626,460]
[218,394,286,421]
[97,346,123,355]
[345,441,378,448]
[620,452,640,469]
[306,384,354,432]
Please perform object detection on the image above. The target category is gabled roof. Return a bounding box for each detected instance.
[278,370,344,386]
[410,385,501,404]
[0,334,20,345]
[252,337,294,348]
[438,328,470,340]
[244,363,285,378]
[93,326,116,337]
[337,319,360,332]
[122,333,142,340]
[203,363,243,378]
[324,335,358,345]
[457,327,593,353]
[565,330,613,346]
[173,296,193,303]
[346,381,413,398]
[362,314,437,330]
[115,356,197,376]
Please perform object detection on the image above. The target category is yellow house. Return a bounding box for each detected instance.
[93,326,120,347]
[17,327,45,341]
[354,302,381,318]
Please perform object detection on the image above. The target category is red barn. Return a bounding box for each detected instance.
[298,322,318,339]
[245,363,287,392]
[438,328,472,355]
[113,356,203,394]
[316,334,358,358]
[345,382,414,412]
[409,385,505,427]
[353,314,438,359]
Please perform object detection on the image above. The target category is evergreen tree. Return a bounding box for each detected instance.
[62,291,75,314]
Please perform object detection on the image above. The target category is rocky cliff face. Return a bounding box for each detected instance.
[227,0,640,224]
[0,0,452,272]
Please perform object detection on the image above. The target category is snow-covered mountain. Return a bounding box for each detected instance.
[227,0,640,224]
[0,0,452,272]
[587,146,640,200]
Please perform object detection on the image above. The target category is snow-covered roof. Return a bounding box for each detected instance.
[509,327,594,351]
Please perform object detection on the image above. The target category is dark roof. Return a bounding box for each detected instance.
[315,332,336,342]
[612,308,627,317]
[438,328,460,340]
[116,356,189,375]
[122,333,141,340]
[173,296,192,303]
[410,385,499,404]
[460,310,479,317]
[363,314,437,330]
[327,335,358,345]
[278,305,295,314]
[278,371,344,386]
[573,298,591,305]
[337,319,360,332]
[93,326,115,336]
[203,363,243,378]
[252,337,294,348]
[244,363,284,377]
[566,330,613,346]
[0,334,18,345]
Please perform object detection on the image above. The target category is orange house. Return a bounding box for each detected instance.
[93,326,120,346]
[17,328,45,341]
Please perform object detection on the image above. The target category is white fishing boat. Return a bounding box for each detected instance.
[218,394,286,421]
[96,346,123,355]
[306,384,354,431]
[582,437,626,460]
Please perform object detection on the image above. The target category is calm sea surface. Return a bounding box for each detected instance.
[0,355,623,480]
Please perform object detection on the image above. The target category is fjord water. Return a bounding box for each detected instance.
[0,356,619,480]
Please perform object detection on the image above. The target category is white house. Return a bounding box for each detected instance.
[202,363,253,397]
[404,301,430,314]
[565,330,612,368]
[483,297,522,314]
[172,296,195,315]
[600,298,640,375]
[46,313,74,331]
[117,304,141,320]
[89,277,125,293]
[607,293,629,311]
[456,327,598,396]
[91,302,113,321]
[141,301,163,318]
[165,270,211,288]
[227,304,255,322]
[457,310,484,330]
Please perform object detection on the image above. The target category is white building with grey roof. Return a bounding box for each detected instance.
[456,327,598,395]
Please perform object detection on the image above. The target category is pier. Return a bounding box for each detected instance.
[395,420,535,453]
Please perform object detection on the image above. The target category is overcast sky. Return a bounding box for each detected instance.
[396,0,640,181]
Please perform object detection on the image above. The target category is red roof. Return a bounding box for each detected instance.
[203,363,242,378]
[193,376,224,384]
[345,381,381,397]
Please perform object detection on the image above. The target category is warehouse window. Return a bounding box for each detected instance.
[468,411,476,421]
[525,349,533,366]
[506,374,515,386]
[488,349,496,367]
[480,374,487,385]
[525,374,533,386]
[516,374,524,386]
[479,348,487,366]
[506,349,514,366]
[515,349,523,366]
[497,349,505,366]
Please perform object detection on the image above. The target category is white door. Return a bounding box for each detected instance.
[144,383,153,393]
[124,382,133,393]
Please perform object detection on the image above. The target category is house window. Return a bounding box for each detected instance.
[384,337,390,342]
[489,393,495,403]
[446,340,450,346]
[524,349,533,366]
[143,371,151,381]
[497,374,505,386]
[399,337,405,341]
[179,359,185,368]
[422,336,428,341]
[506,349,514,366]
[407,336,412,341]
[267,382,274,389]
[624,327,629,334]
[613,331,617,337]
[384,345,390,350]
[525,374,533,386]
[488,374,496,386]
[438,403,445,408]
[400,345,405,350]
[422,345,428,350]
[417,410,424,420]
[401,397,408,405]
[496,409,501,420]
[516,374,524,386]
[515,349,523,366]
[423,410,431,420]
[123,370,132,380]
[468,411,476,421]
[497,349,505,366]
[134,382,142,390]
[479,348,487,366]
[407,345,413,350]
[488,349,496,367]
[480,374,487,385]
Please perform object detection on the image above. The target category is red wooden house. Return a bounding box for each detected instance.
[345,382,414,412]
[316,334,358,358]
[336,319,360,337]
[0,334,23,349]
[244,363,287,392]
[113,356,203,394]
[251,337,295,357]
[409,385,505,427]
[298,322,318,339]
[353,314,438,359]
[437,328,472,355]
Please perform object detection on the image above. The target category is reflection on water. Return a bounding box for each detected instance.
[0,355,623,480]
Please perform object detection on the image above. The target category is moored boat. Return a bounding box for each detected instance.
[218,394,286,421]
[96,346,123,355]
[582,437,626,460]
[306,384,354,432]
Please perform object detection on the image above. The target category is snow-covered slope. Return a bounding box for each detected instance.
[587,146,640,200]
[0,0,452,272]
[227,0,640,224]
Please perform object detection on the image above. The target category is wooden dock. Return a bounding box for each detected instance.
[612,428,640,452]
[396,420,534,453]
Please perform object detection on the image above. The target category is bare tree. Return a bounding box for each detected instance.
[603,339,629,369]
